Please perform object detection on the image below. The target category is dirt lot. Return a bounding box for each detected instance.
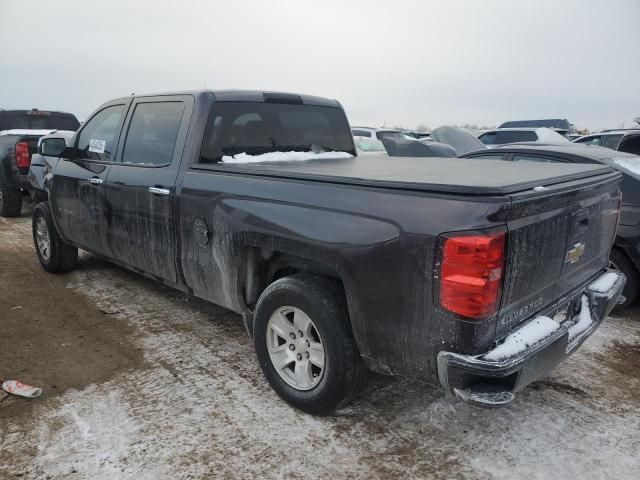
[1,206,639,480]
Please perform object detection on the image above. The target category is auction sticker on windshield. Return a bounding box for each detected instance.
[89,139,106,154]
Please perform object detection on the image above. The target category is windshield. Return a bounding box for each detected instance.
[199,102,355,163]
[353,136,386,152]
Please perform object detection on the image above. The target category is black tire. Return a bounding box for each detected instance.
[254,274,368,415]
[32,202,78,273]
[0,183,22,217]
[610,248,638,309]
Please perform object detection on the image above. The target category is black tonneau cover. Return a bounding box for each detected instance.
[193,156,615,195]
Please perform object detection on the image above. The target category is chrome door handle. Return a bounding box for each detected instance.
[149,187,170,196]
[89,177,104,185]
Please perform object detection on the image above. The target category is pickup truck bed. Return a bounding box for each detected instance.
[197,156,613,195]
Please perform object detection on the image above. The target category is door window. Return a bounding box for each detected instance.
[574,135,601,145]
[479,132,497,145]
[121,102,185,166]
[602,134,623,150]
[465,153,507,160]
[513,154,557,163]
[77,105,126,161]
[618,135,640,155]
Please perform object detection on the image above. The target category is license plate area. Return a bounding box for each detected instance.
[551,294,582,326]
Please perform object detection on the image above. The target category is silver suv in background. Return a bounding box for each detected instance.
[573,130,640,156]
[478,127,570,146]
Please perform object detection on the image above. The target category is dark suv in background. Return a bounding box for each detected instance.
[462,143,640,308]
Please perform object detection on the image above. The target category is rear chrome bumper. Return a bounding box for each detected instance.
[437,269,626,407]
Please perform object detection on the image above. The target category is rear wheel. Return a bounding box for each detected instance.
[254,274,368,415]
[0,183,22,217]
[32,202,78,273]
[610,248,638,309]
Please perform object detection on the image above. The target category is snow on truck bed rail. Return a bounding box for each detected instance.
[221,151,353,164]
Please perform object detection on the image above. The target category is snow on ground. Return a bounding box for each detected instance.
[1,214,639,479]
[222,151,353,163]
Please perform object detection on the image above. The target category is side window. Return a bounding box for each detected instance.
[574,135,601,145]
[618,136,640,155]
[494,130,538,144]
[479,132,497,145]
[352,129,372,137]
[466,153,507,160]
[513,154,558,163]
[602,134,623,150]
[121,102,185,166]
[77,105,126,161]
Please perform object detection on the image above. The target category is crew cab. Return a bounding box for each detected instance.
[30,90,625,414]
[0,108,80,216]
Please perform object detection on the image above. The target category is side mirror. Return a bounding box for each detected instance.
[40,138,68,157]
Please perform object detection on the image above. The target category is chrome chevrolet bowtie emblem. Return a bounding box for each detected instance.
[565,242,586,264]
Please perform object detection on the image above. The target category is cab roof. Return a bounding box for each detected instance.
[117,89,342,108]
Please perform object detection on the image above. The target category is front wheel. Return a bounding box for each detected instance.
[32,202,78,273]
[253,274,367,415]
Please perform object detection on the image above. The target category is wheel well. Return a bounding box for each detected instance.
[242,247,342,310]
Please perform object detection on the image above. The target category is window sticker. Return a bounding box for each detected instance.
[89,139,106,154]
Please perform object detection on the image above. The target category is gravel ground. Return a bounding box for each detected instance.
[1,207,639,480]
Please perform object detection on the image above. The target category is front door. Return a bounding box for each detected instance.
[51,102,129,257]
[104,96,193,284]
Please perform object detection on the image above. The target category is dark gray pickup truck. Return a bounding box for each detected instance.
[30,90,625,414]
[0,109,80,216]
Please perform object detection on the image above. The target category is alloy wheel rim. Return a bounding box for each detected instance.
[35,216,51,261]
[266,306,325,391]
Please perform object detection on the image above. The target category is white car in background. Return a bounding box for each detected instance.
[351,126,407,140]
[353,136,388,156]
[478,127,570,147]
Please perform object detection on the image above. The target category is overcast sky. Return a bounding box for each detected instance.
[1,0,638,131]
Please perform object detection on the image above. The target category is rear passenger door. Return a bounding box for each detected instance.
[105,95,193,284]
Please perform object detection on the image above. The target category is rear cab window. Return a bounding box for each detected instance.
[0,111,80,131]
[199,102,355,163]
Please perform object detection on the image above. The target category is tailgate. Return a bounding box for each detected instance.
[497,171,622,335]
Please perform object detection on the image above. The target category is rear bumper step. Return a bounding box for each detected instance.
[437,269,626,407]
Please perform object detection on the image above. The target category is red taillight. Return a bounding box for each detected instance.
[15,141,30,169]
[439,231,506,320]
